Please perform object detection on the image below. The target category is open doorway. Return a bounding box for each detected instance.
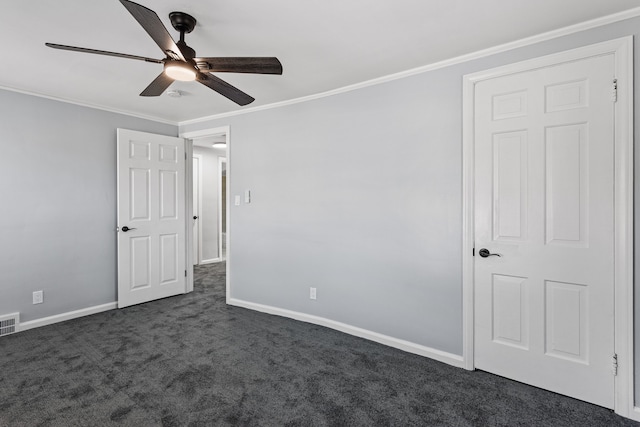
[192,136,227,264]
[186,128,229,300]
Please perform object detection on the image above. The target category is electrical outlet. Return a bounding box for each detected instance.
[32,290,43,305]
[309,287,317,300]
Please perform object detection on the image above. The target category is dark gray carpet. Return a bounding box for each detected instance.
[0,262,637,426]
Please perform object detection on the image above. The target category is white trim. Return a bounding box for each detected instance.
[462,36,633,417]
[218,157,227,261]
[179,7,640,126]
[19,303,116,332]
[180,128,229,139]
[192,153,203,265]
[0,85,177,126]
[228,298,465,368]
[461,72,476,371]
[224,129,231,302]
[200,258,221,265]
[185,138,195,293]
[612,35,635,421]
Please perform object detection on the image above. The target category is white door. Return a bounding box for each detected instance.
[474,54,615,407]
[117,129,186,308]
[192,156,200,265]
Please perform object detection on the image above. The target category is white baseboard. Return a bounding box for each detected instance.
[228,298,465,368]
[627,407,640,422]
[17,298,465,369]
[199,258,221,265]
[19,302,117,332]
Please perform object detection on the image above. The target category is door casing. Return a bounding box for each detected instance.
[462,37,633,417]
[192,154,202,265]
[218,156,227,261]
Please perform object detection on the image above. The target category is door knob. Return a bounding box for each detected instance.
[478,248,501,258]
[121,226,137,232]
[193,216,198,220]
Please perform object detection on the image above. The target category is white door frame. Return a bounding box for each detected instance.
[462,37,633,417]
[181,126,231,301]
[192,153,203,265]
[218,156,227,261]
[185,138,194,292]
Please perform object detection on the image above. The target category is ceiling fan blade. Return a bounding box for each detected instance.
[119,0,185,61]
[140,72,174,96]
[194,57,283,75]
[45,43,163,63]
[198,73,255,106]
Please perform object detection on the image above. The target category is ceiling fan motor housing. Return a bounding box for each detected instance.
[177,40,196,60]
[169,12,197,34]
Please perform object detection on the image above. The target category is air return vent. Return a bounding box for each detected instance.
[0,313,19,337]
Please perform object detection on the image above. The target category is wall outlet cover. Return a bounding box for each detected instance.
[33,291,43,305]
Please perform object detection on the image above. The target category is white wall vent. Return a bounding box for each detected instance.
[0,313,20,337]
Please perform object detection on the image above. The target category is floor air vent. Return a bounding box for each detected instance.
[0,313,19,337]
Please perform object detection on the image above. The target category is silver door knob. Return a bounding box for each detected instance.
[478,248,501,258]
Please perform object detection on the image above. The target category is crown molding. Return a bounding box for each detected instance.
[3,5,640,128]
[180,6,640,126]
[0,85,178,126]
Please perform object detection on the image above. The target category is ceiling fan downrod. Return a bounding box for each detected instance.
[169,11,197,60]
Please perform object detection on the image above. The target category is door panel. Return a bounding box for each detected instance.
[493,130,527,241]
[117,129,186,308]
[545,124,588,246]
[474,54,615,408]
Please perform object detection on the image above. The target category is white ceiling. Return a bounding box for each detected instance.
[1,1,638,124]
[193,135,226,148]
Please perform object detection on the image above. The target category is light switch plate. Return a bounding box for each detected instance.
[234,195,241,206]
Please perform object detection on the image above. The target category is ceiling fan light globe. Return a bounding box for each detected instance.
[164,62,197,81]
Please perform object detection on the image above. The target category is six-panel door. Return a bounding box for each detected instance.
[117,129,186,308]
[474,54,616,408]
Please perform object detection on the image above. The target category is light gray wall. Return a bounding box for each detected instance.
[193,146,222,261]
[0,89,177,322]
[184,67,465,354]
[181,15,640,389]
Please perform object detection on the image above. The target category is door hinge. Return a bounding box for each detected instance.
[185,270,187,277]
[612,353,618,376]
[472,247,475,256]
[611,79,618,103]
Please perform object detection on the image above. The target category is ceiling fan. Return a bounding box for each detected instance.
[46,0,283,106]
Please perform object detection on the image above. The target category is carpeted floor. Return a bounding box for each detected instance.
[0,262,637,426]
